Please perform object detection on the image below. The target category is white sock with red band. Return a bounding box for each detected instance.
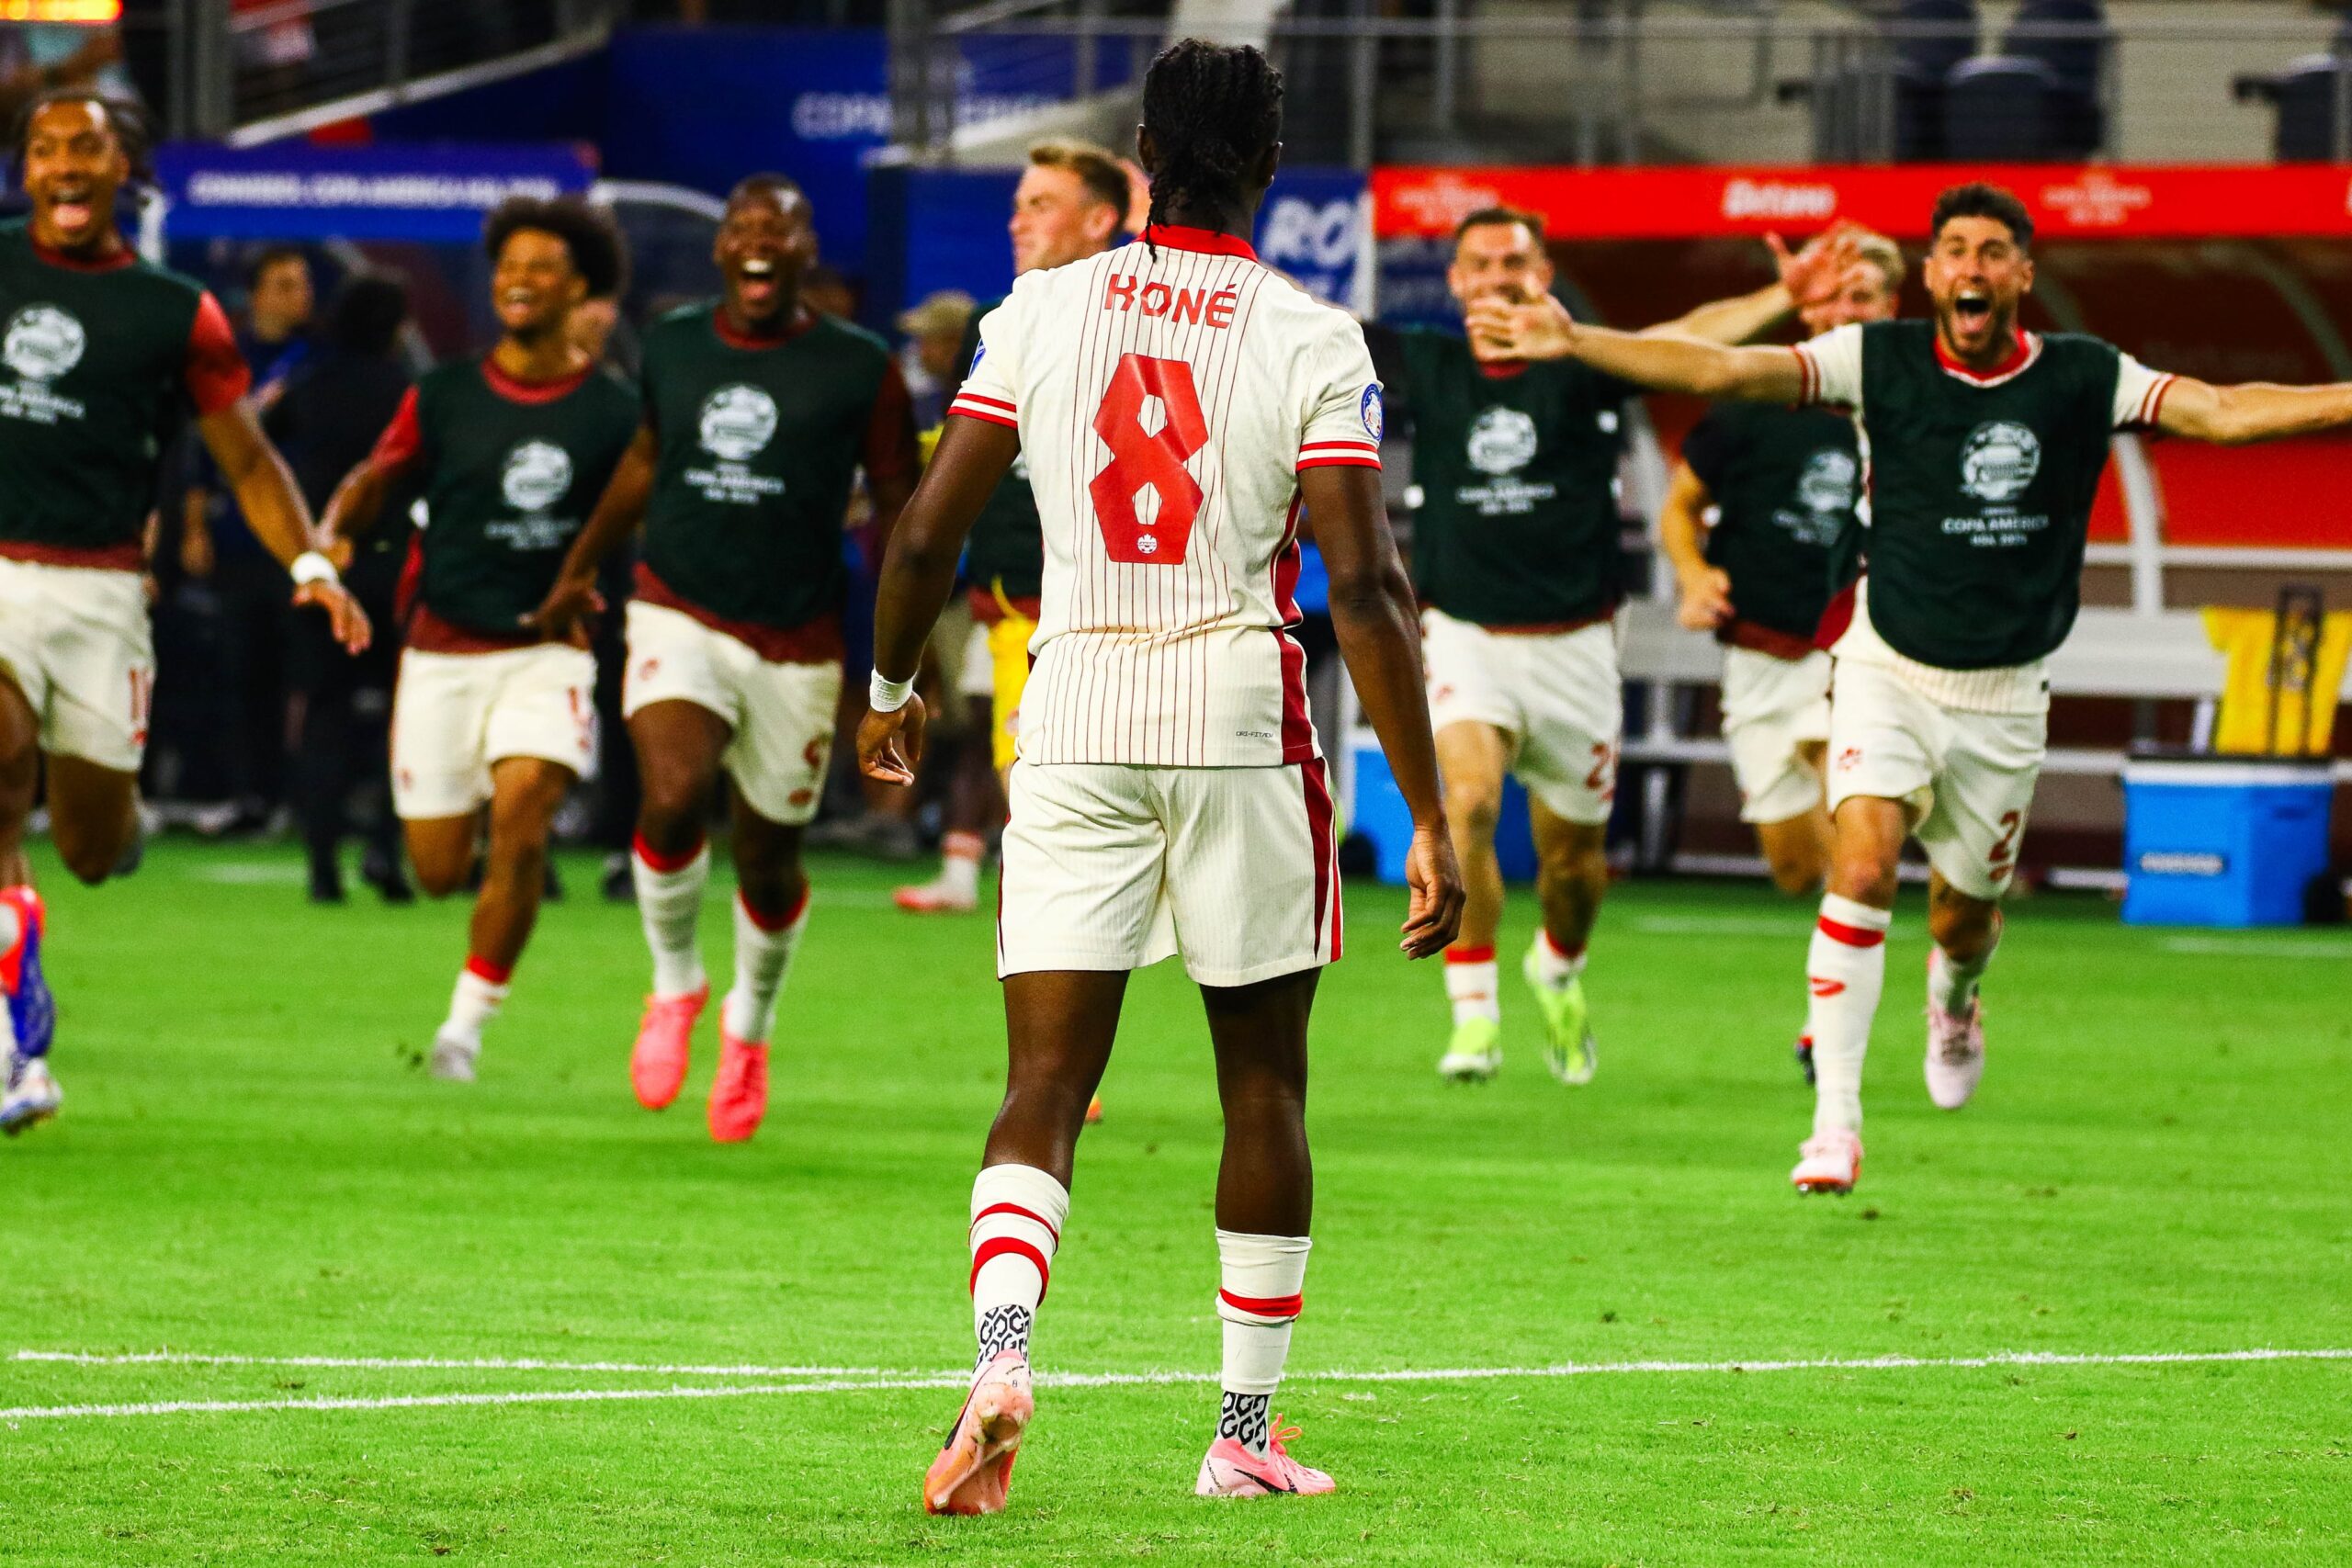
[723,887,809,1043]
[440,955,510,1048]
[1806,894,1891,1136]
[1443,945,1501,1026]
[939,831,985,902]
[1215,1229,1311,1459]
[969,1163,1069,1371]
[633,834,708,999]
[1528,929,1587,988]
[1929,919,1999,1017]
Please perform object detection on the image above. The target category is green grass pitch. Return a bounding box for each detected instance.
[6,838,2350,1564]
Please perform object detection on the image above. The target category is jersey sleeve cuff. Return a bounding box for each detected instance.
[948,392,1018,430]
[1791,344,1818,407]
[1297,439,1382,471]
[2129,372,2177,428]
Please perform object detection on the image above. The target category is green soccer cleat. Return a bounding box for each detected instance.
[1524,942,1597,1086]
[1436,1015,1502,1082]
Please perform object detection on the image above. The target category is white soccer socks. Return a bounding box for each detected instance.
[1443,945,1501,1026]
[969,1164,1069,1370]
[938,831,984,903]
[1928,918,2000,1017]
[722,887,809,1043]
[1215,1229,1311,1460]
[1805,894,1891,1135]
[1527,929,1587,989]
[633,833,709,998]
[441,955,510,1049]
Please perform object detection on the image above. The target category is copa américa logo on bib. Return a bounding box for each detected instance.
[501,440,573,513]
[3,304,85,383]
[1360,382,1384,442]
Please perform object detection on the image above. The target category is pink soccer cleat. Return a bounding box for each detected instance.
[1925,963,1987,1111]
[1195,1417,1335,1498]
[1791,1128,1864,1195]
[893,878,978,914]
[923,1350,1034,1516]
[707,1029,768,1143]
[630,985,706,1111]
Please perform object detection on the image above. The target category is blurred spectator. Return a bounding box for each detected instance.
[266,273,416,904]
[169,247,317,832]
[896,289,975,428]
[802,262,855,321]
[0,23,131,126]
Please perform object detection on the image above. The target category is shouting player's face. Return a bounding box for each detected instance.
[22,99,130,254]
[1924,215,2033,366]
[492,228,586,343]
[1009,164,1119,276]
[1448,220,1555,314]
[715,187,818,326]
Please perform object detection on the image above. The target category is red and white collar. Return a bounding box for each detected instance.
[1935,327,2041,387]
[1140,223,1258,261]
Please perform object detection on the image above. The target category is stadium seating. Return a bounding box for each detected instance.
[1998,0,2108,158]
[2243,52,2352,164]
[1942,54,2060,162]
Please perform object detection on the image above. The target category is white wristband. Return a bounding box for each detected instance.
[289,550,339,589]
[869,670,915,714]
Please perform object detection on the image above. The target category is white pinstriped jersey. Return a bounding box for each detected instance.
[949,224,1383,767]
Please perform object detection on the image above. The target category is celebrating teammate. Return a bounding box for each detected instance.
[894,139,1132,918]
[1657,232,1903,904]
[1472,181,2352,1194]
[322,197,638,1082]
[1389,205,1861,1088]
[0,92,367,1134]
[534,175,918,1143]
[859,40,1461,1510]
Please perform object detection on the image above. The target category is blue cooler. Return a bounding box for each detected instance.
[1351,741,1537,885]
[2120,758,2336,927]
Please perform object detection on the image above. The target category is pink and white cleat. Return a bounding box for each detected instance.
[893,877,978,914]
[1925,987,1986,1110]
[923,1349,1034,1516]
[1195,1417,1335,1498]
[707,1029,768,1143]
[630,984,706,1111]
[1791,1128,1864,1195]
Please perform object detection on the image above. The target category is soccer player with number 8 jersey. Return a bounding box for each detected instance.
[1472,181,2352,1194]
[0,92,370,1134]
[859,39,1464,1512]
[322,197,640,1083]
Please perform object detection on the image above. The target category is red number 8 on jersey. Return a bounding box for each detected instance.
[1089,353,1209,566]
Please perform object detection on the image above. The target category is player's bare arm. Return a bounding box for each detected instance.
[1657,462,1734,631]
[857,413,1022,785]
[1645,223,1865,347]
[528,422,658,640]
[1300,463,1464,958]
[1469,294,1807,404]
[197,400,370,653]
[2151,376,2352,446]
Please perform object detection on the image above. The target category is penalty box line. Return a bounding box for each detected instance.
[4,1346,2348,1424]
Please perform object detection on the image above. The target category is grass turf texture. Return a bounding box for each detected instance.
[6,840,2350,1565]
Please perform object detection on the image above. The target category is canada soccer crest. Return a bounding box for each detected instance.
[1959,421,2041,503]
[698,383,779,461]
[1465,406,1538,477]
[501,440,573,513]
[3,304,85,383]
[1360,382,1384,441]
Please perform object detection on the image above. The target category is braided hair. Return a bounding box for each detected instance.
[1140,39,1283,236]
[483,194,630,300]
[10,87,155,187]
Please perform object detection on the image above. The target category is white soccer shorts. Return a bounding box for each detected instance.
[391,642,597,820]
[1826,658,2046,902]
[1721,646,1832,826]
[1422,607,1620,825]
[998,759,1342,988]
[0,557,153,773]
[621,601,840,827]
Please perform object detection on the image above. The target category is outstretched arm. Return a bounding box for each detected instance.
[856,414,1022,785]
[2153,376,2352,446]
[528,424,659,641]
[1470,293,1806,402]
[1645,224,1864,346]
[197,402,370,653]
[1302,464,1464,958]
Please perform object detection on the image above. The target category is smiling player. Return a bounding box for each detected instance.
[0,91,368,1134]
[323,197,639,1082]
[1471,181,2352,1193]
[535,175,919,1142]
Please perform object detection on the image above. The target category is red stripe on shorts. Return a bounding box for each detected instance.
[1302,757,1337,961]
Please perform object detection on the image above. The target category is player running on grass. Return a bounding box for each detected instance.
[1390,206,1861,1089]
[533,175,918,1143]
[1656,232,1902,901]
[895,139,1133,919]
[0,92,368,1134]
[858,39,1463,1511]
[322,197,639,1082]
[1472,181,2352,1194]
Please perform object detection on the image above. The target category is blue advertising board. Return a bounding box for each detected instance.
[153,142,595,243]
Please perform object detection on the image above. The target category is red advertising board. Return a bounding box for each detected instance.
[1372,164,2352,242]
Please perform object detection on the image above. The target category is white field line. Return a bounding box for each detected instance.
[5,1346,2347,1424]
[11,1350,912,1378]
[2156,936,2351,960]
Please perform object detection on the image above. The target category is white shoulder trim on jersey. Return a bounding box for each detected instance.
[1297,439,1382,471]
[2127,372,2177,428]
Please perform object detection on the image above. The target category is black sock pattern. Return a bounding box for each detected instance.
[1218,1390,1272,1454]
[975,1303,1033,1370]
